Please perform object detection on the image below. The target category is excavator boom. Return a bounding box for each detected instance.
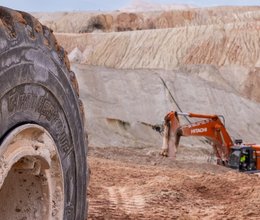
[161,111,233,164]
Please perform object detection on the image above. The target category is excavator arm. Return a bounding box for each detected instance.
[161,111,234,164]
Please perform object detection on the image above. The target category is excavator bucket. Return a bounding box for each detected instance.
[168,126,181,158]
[161,112,181,158]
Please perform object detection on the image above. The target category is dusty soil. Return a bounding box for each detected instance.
[87,146,260,219]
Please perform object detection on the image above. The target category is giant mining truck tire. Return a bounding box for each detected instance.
[0,7,87,219]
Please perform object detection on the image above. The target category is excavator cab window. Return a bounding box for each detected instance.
[229,147,256,171]
[247,148,256,171]
[228,149,241,169]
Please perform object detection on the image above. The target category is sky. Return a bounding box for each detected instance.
[0,0,259,12]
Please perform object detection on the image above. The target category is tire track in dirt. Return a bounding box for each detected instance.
[87,146,260,219]
[107,186,146,214]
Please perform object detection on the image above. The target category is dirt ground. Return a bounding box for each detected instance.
[87,146,260,220]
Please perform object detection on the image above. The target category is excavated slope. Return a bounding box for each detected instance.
[56,20,260,102]
[72,64,260,152]
[56,22,260,69]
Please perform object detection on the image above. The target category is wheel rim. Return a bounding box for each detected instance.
[0,124,64,220]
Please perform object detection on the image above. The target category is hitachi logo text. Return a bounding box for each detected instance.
[191,128,207,134]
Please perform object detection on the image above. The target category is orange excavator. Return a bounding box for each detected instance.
[159,111,260,172]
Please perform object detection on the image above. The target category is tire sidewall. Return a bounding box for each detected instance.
[0,38,86,219]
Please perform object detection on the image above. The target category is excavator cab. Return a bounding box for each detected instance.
[228,146,257,172]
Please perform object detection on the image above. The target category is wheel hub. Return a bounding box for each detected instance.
[0,124,64,219]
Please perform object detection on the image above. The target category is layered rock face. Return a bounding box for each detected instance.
[57,23,260,69]
[36,7,260,150]
[34,6,260,33]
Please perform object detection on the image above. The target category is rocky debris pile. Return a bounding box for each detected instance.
[68,47,83,63]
